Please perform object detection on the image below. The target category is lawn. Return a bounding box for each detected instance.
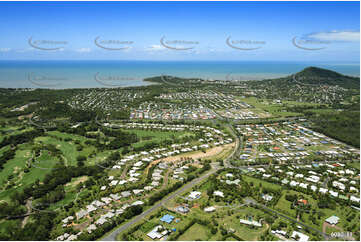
[242,175,282,191]
[127,129,194,149]
[274,191,298,217]
[177,223,211,241]
[238,97,302,118]
[220,207,269,241]
[225,236,238,240]
[349,161,360,170]
[36,132,97,166]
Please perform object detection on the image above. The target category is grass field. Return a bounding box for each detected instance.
[39,131,97,166]
[0,141,59,201]
[219,207,268,241]
[0,130,105,202]
[127,129,194,149]
[238,97,302,118]
[349,161,360,170]
[177,223,211,241]
[242,175,282,191]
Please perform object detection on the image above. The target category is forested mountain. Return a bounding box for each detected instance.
[292,67,360,89]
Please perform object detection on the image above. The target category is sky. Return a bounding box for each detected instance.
[0,1,359,62]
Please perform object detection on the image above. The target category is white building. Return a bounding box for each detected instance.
[213,190,224,197]
[188,191,201,200]
[291,231,309,241]
[204,206,216,212]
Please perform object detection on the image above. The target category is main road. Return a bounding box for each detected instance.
[101,132,239,241]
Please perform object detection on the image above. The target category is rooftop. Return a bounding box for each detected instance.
[160,214,175,224]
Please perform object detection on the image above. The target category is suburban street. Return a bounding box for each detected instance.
[100,121,354,241]
[101,164,220,241]
[101,127,240,241]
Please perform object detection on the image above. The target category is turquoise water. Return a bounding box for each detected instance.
[0,60,359,88]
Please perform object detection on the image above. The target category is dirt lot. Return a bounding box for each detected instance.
[147,143,235,168]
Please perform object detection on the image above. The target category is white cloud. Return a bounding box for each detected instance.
[15,48,36,53]
[308,31,359,42]
[146,45,165,51]
[75,48,91,53]
[20,47,64,52]
[0,48,11,52]
[186,49,200,55]
[122,46,133,52]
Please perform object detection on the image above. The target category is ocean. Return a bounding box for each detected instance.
[0,60,359,89]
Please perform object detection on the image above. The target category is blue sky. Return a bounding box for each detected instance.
[0,1,359,62]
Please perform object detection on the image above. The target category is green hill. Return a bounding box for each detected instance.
[292,66,360,89]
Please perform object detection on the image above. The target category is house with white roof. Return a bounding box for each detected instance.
[92,200,105,207]
[147,225,167,240]
[325,215,339,225]
[121,191,131,197]
[62,216,74,224]
[101,197,112,204]
[299,183,308,189]
[188,191,201,200]
[213,190,224,197]
[133,189,144,195]
[350,186,358,192]
[86,204,98,213]
[319,188,328,194]
[350,195,360,203]
[329,190,338,197]
[95,217,107,225]
[310,185,317,192]
[204,206,216,212]
[272,230,287,236]
[144,186,153,191]
[87,224,97,233]
[305,175,320,183]
[132,200,144,206]
[286,171,294,176]
[76,209,88,219]
[291,231,309,241]
[345,169,355,175]
[110,193,121,201]
[295,174,304,178]
[333,181,345,190]
[128,177,138,182]
[151,181,159,187]
[134,161,143,167]
[239,219,262,227]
